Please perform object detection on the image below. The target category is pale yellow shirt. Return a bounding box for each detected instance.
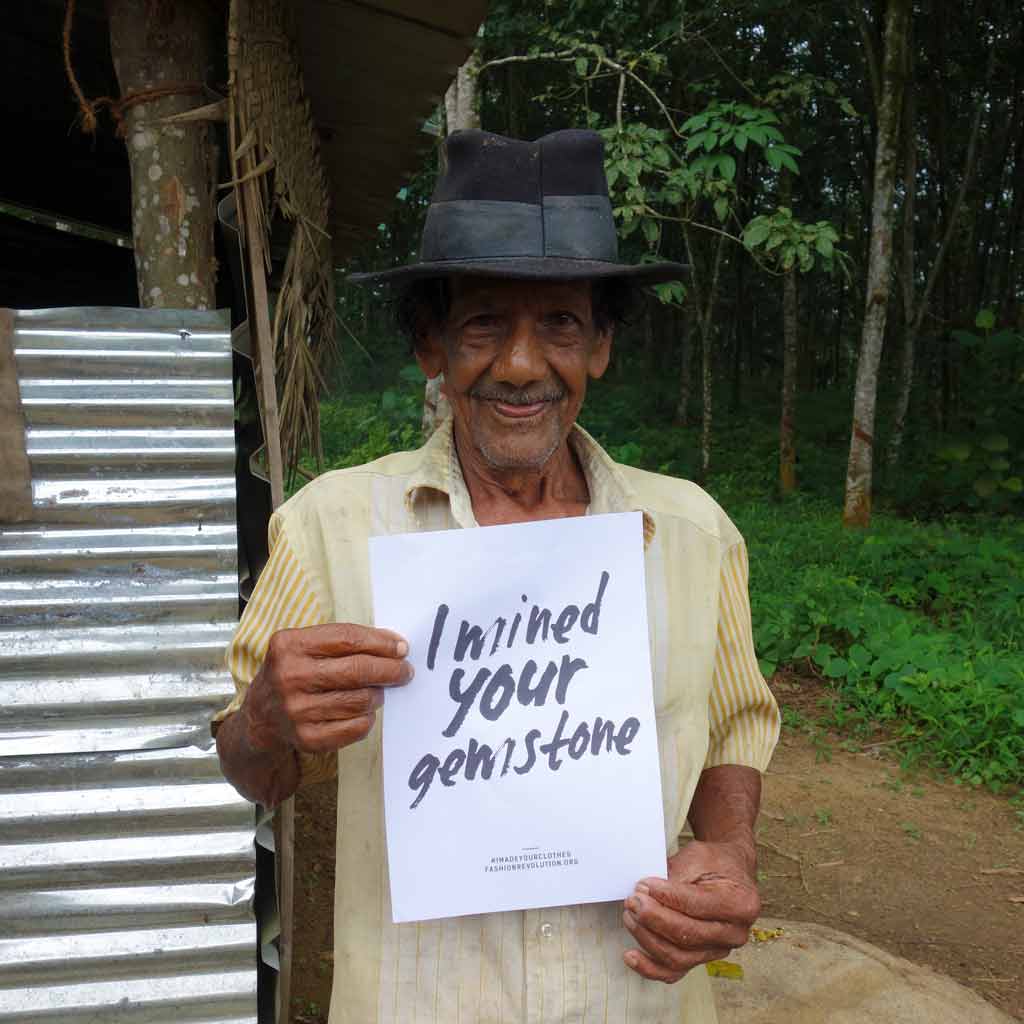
[215,418,780,1024]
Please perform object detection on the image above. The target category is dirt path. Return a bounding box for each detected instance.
[290,676,1024,1023]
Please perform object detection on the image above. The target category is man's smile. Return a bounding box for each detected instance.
[490,399,553,420]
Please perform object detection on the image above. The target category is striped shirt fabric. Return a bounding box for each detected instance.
[214,417,780,1023]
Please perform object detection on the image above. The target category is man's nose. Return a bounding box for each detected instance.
[491,317,545,387]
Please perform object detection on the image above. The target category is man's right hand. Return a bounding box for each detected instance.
[243,623,413,755]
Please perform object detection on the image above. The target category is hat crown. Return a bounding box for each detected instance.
[434,129,611,204]
[420,129,619,265]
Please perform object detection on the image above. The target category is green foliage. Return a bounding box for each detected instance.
[303,365,424,477]
[902,316,1024,513]
[742,207,842,274]
[739,506,1024,791]
[599,100,809,259]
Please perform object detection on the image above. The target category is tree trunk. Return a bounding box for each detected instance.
[700,317,713,482]
[842,0,910,528]
[886,32,918,474]
[445,52,481,133]
[675,307,693,425]
[780,268,799,495]
[107,0,218,309]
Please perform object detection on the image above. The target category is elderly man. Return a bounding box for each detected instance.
[214,129,780,1023]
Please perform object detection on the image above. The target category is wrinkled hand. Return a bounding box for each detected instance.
[243,623,413,754]
[622,839,759,983]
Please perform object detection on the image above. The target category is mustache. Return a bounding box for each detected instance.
[470,385,566,405]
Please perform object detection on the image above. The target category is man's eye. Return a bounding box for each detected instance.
[545,312,580,328]
[465,314,501,330]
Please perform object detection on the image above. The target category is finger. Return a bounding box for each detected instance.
[295,712,377,752]
[623,909,732,975]
[626,891,750,950]
[299,623,409,659]
[637,875,760,927]
[289,686,385,724]
[309,653,414,692]
[622,948,684,984]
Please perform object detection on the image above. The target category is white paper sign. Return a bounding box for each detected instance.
[369,511,666,923]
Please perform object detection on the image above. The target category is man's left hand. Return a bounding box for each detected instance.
[622,838,760,983]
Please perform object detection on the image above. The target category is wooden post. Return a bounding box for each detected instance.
[229,7,289,1012]
[237,175,291,1021]
[238,178,285,510]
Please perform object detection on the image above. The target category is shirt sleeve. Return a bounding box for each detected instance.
[705,539,781,772]
[211,512,337,787]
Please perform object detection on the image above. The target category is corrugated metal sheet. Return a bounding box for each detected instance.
[0,307,257,1023]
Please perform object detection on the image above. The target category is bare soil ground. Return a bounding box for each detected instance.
[289,675,1024,1023]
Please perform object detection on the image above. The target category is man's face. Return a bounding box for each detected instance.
[417,277,612,472]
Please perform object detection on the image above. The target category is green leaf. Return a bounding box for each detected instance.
[743,220,771,248]
[764,147,782,171]
[973,475,999,498]
[825,657,850,677]
[987,456,1010,471]
[650,145,672,169]
[575,57,588,76]
[653,281,686,306]
[979,434,1009,453]
[814,235,834,259]
[718,154,737,181]
[937,441,971,462]
[848,644,872,668]
[974,308,996,331]
[745,124,768,146]
[714,197,729,222]
[734,129,748,152]
[1001,476,1023,493]
[642,218,659,244]
[777,149,800,174]
[685,133,706,156]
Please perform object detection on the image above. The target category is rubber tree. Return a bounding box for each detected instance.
[107,0,219,310]
[842,0,911,527]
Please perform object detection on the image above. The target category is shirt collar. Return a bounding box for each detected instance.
[404,416,656,547]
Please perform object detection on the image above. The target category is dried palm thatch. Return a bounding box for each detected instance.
[228,0,337,472]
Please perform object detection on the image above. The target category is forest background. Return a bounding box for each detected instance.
[310,0,1024,798]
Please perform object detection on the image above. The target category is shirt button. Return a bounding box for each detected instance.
[540,921,554,940]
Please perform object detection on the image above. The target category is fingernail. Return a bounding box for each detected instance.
[636,882,651,896]
[403,662,415,682]
[624,951,639,966]
[625,896,639,913]
[623,910,636,927]
[395,639,409,657]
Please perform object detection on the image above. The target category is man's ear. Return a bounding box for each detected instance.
[588,328,613,380]
[414,327,446,380]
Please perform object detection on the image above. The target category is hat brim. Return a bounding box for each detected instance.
[346,256,687,288]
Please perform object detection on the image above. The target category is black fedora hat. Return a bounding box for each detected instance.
[347,129,686,287]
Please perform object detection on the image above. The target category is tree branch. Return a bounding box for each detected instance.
[480,49,683,136]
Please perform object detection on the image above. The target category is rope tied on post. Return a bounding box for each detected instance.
[62,0,206,136]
